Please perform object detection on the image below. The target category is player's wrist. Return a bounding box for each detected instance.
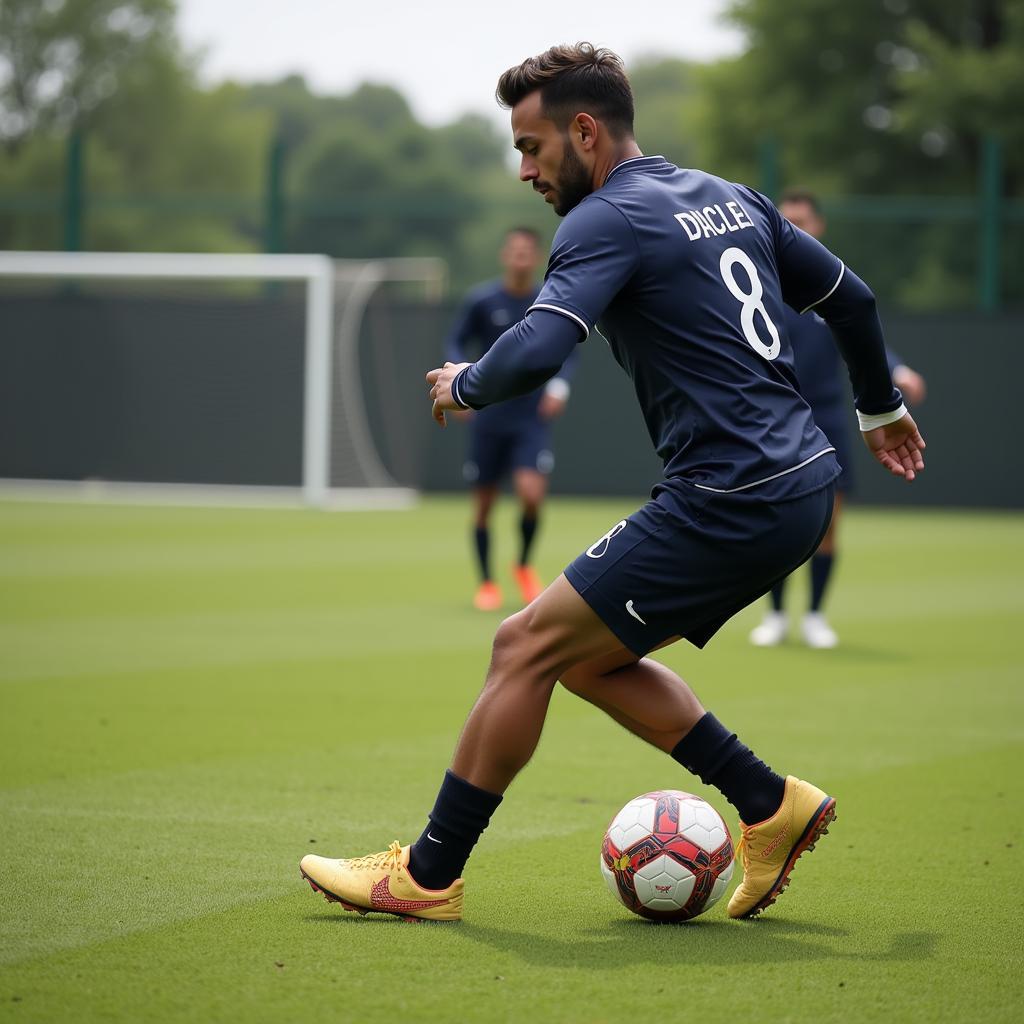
[857,402,907,432]
[450,367,472,410]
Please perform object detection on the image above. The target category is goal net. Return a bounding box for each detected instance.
[0,251,445,508]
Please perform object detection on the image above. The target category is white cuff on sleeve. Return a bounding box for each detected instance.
[544,377,570,402]
[857,402,907,432]
[450,367,471,409]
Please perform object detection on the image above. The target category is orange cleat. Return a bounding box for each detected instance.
[473,580,502,611]
[512,564,544,605]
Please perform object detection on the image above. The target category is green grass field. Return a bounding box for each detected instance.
[1,495,1021,1023]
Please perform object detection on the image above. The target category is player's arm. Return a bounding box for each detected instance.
[764,197,926,481]
[428,311,579,424]
[442,294,482,420]
[428,198,638,425]
[812,269,925,480]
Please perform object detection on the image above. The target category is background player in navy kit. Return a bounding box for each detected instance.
[447,227,575,611]
[750,189,928,649]
[300,44,926,923]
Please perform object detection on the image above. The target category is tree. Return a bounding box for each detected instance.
[0,0,177,152]
[895,1,1024,185]
[0,0,271,252]
[288,101,481,266]
[690,0,1023,308]
[692,0,1020,193]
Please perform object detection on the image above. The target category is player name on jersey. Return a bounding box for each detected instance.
[674,202,754,241]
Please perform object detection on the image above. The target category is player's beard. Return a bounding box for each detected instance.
[552,143,592,216]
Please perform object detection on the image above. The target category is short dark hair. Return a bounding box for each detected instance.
[496,42,634,139]
[779,188,823,216]
[505,225,541,244]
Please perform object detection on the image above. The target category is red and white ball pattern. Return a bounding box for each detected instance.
[601,790,735,921]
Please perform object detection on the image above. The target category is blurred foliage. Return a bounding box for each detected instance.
[692,0,1022,193]
[0,0,177,151]
[0,0,269,250]
[688,0,1022,307]
[0,0,1020,303]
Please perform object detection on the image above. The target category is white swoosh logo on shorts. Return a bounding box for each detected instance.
[625,600,647,625]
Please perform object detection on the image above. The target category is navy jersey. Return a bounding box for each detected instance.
[529,156,843,501]
[447,281,551,428]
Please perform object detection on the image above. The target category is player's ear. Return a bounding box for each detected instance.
[574,113,598,151]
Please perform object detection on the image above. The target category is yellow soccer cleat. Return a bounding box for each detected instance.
[300,841,463,922]
[727,776,836,919]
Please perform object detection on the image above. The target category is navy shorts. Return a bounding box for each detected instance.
[464,421,554,486]
[564,482,835,656]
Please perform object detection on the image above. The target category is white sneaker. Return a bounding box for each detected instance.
[749,611,788,647]
[801,612,838,649]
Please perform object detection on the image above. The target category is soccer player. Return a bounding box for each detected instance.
[300,44,925,923]
[749,189,928,649]
[447,227,576,611]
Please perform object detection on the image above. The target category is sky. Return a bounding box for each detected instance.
[177,0,745,127]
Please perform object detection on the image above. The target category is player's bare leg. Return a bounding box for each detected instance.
[450,575,626,792]
[473,483,500,530]
[511,467,547,604]
[472,484,502,610]
[300,575,622,919]
[558,643,704,751]
[301,576,833,920]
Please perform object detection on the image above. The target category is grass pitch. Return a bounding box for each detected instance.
[0,495,1021,1023]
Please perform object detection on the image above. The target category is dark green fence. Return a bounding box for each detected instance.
[0,134,1021,311]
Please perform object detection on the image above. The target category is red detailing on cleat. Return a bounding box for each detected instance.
[369,876,454,914]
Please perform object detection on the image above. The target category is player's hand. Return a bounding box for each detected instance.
[539,394,567,420]
[426,361,472,427]
[893,366,927,406]
[861,412,926,482]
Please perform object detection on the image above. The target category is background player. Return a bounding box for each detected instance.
[301,44,925,924]
[447,227,576,610]
[750,189,928,649]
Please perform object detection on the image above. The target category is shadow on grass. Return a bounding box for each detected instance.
[460,917,940,968]
[306,912,938,968]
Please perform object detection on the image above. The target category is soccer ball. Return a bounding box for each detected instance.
[600,790,735,921]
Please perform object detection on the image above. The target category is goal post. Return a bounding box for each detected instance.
[0,251,444,508]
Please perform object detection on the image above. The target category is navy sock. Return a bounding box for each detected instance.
[473,526,491,582]
[518,513,538,566]
[670,713,786,825]
[769,578,786,612]
[408,770,503,889]
[810,554,834,612]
